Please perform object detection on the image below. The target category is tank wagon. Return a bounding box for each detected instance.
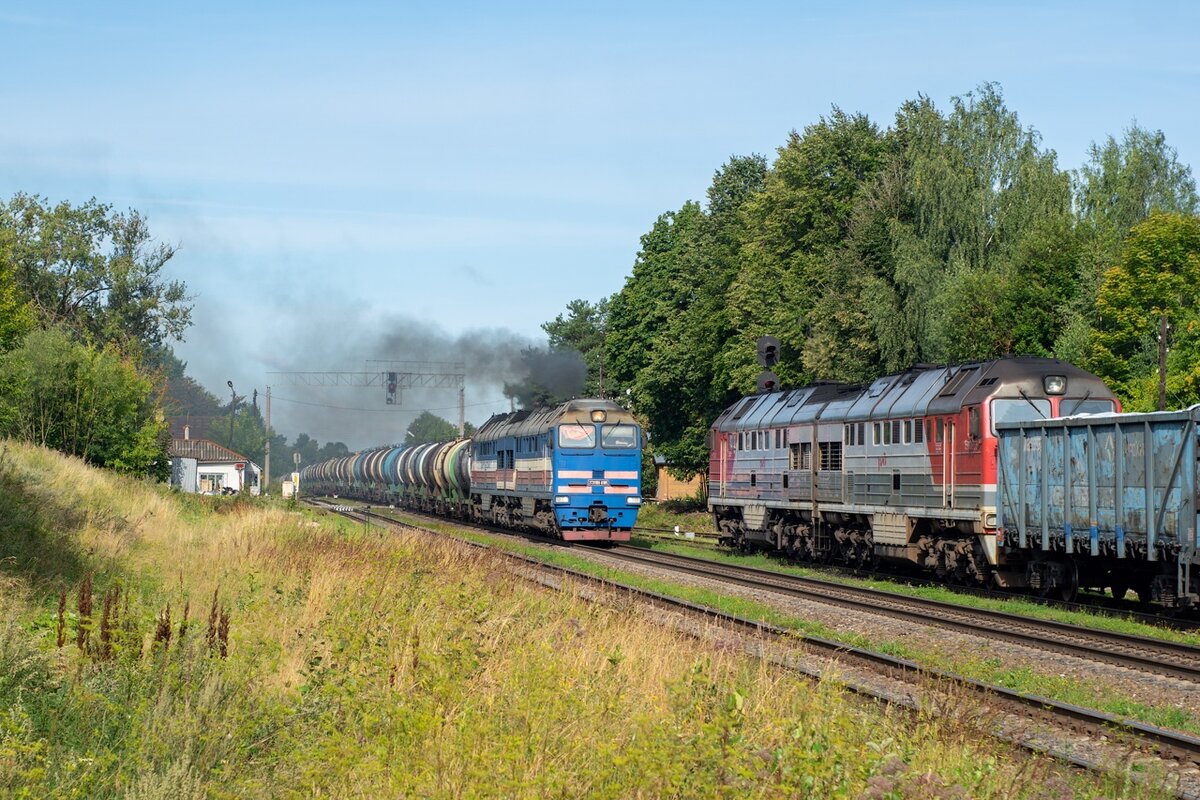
[708,357,1120,595]
[997,406,1200,607]
[302,398,643,542]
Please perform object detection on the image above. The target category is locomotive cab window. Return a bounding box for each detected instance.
[601,423,638,449]
[558,423,597,449]
[990,398,1050,434]
[967,406,981,440]
[1060,398,1116,416]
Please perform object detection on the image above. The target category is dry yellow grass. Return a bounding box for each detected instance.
[0,440,1176,799]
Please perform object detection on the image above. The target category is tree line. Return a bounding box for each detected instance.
[4,82,1197,484]
[542,83,1200,478]
[0,194,347,480]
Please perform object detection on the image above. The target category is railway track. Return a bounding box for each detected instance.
[601,544,1200,684]
[307,499,1200,794]
[632,525,1200,632]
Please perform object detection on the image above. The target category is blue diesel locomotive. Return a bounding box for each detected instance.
[301,398,643,542]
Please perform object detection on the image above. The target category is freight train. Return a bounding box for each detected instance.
[706,356,1200,607]
[302,398,643,542]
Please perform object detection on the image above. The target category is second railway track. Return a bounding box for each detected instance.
[601,543,1200,684]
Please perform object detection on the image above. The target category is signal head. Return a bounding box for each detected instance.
[756,336,781,368]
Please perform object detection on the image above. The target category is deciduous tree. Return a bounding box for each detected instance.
[404,411,469,445]
[2,194,191,353]
[0,327,168,478]
[1089,212,1200,407]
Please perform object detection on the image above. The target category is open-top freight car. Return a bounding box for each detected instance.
[997,406,1199,606]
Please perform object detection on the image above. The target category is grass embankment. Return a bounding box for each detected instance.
[0,442,1170,798]
[635,498,716,535]
[388,510,1200,738]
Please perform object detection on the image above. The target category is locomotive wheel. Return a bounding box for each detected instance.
[1055,561,1079,603]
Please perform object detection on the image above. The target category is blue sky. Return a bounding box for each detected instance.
[3,1,1198,446]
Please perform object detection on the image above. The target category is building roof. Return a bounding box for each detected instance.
[169,438,251,464]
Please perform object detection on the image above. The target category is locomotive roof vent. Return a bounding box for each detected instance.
[938,366,978,397]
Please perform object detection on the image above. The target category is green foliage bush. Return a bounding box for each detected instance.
[0,328,168,479]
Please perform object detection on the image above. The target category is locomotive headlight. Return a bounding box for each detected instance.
[627,496,642,505]
[555,495,570,505]
[1043,375,1067,395]
[590,409,608,423]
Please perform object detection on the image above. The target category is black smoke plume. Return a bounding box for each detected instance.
[205,311,591,448]
[502,347,588,409]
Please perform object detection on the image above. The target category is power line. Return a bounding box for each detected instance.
[272,395,507,413]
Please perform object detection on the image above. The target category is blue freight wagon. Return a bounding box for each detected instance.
[996,406,1198,607]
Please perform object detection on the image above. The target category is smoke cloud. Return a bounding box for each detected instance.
[192,308,589,450]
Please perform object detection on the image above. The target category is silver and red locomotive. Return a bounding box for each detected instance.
[707,357,1119,595]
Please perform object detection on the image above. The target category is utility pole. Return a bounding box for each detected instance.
[1159,315,1169,411]
[458,386,465,437]
[226,380,236,449]
[264,385,271,492]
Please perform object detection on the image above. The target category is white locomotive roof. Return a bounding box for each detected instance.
[713,357,1118,433]
[473,398,636,442]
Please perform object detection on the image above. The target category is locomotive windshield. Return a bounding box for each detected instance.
[601,423,638,449]
[558,423,597,448]
[1060,398,1116,416]
[990,398,1050,434]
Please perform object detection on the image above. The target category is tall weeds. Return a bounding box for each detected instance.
[0,440,1170,799]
